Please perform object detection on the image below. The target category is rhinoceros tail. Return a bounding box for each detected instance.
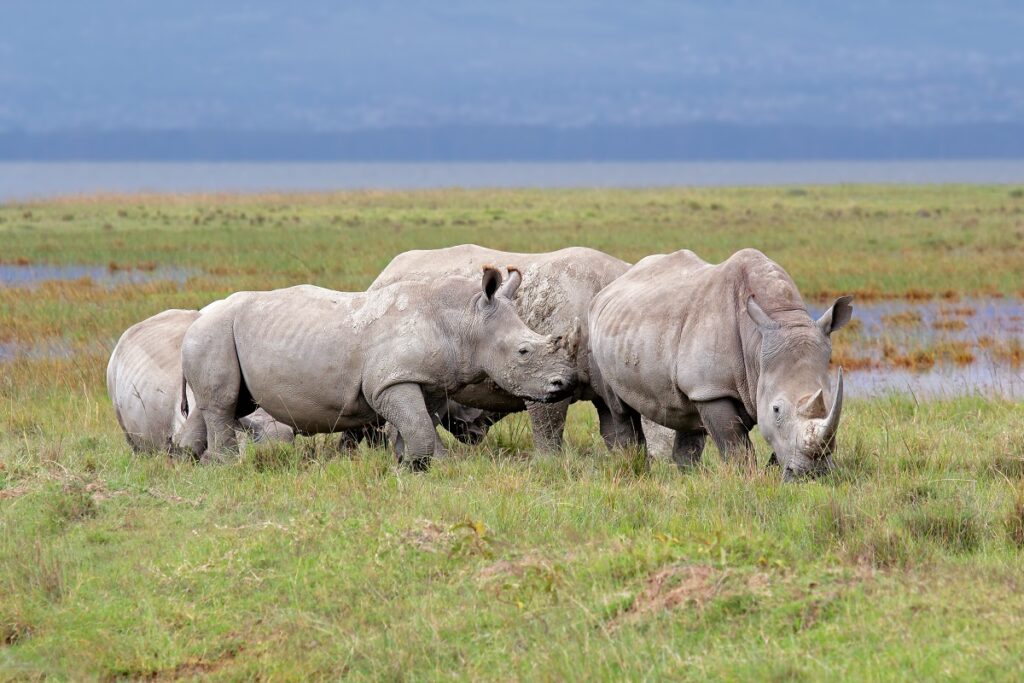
[180,374,189,418]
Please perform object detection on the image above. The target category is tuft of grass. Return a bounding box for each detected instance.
[1006,484,1024,548]
[46,481,98,529]
[243,441,302,473]
[902,503,982,554]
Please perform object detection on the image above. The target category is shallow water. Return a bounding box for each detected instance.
[815,298,1023,399]
[0,263,192,288]
[0,340,76,362]
[849,364,1024,399]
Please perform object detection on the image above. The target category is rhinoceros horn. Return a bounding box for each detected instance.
[565,317,582,360]
[499,265,522,299]
[798,389,827,418]
[817,367,844,446]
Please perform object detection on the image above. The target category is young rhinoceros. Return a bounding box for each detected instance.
[176,267,577,468]
[589,248,852,481]
[362,244,629,451]
[107,309,293,454]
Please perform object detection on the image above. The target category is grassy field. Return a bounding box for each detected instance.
[2,186,1024,680]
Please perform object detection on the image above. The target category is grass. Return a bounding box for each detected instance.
[2,186,1024,680]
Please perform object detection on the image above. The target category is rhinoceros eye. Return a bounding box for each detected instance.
[519,347,530,356]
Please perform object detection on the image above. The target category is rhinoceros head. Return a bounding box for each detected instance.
[471,266,578,403]
[747,295,853,481]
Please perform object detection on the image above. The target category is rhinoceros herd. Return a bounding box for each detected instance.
[107,245,852,480]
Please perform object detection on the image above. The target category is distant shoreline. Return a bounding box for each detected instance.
[2,160,1023,202]
[3,123,1024,162]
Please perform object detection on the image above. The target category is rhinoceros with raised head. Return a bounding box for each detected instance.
[589,248,852,480]
[176,267,577,468]
[107,309,293,454]
[363,244,630,451]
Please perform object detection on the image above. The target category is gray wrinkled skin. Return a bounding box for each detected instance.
[106,309,293,455]
[363,244,630,451]
[589,248,852,480]
[176,268,577,468]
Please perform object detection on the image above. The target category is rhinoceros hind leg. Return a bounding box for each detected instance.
[527,399,570,452]
[173,409,207,461]
[373,383,439,471]
[671,430,706,471]
[695,398,753,464]
[200,410,239,464]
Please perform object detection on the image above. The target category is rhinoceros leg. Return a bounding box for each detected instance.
[671,430,706,470]
[695,398,753,463]
[337,428,362,452]
[372,383,441,471]
[527,398,570,452]
[337,421,388,452]
[239,411,294,444]
[181,323,245,463]
[174,409,207,461]
[437,400,500,446]
[199,412,240,464]
[597,401,646,453]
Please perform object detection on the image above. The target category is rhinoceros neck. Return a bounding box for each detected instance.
[425,290,491,389]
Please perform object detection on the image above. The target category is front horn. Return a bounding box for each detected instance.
[820,367,844,444]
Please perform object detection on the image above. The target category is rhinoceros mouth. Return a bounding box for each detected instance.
[535,383,575,403]
[782,455,836,482]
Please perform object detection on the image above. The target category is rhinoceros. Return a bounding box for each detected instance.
[175,267,577,468]
[106,309,293,454]
[589,248,852,480]
[362,244,630,450]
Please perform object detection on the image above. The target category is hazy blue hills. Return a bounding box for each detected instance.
[2,2,1022,159]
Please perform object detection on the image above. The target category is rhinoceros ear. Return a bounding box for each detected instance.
[481,265,503,304]
[746,296,780,331]
[817,296,854,336]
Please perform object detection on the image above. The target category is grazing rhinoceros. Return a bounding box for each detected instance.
[175,267,577,468]
[361,244,630,451]
[589,248,852,480]
[106,309,293,454]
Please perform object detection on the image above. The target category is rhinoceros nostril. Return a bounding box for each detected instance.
[550,378,564,389]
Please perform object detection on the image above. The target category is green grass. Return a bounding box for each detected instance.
[2,187,1024,680]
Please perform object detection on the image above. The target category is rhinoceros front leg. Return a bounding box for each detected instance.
[527,398,570,452]
[671,430,707,471]
[695,398,753,464]
[595,397,646,454]
[372,383,443,471]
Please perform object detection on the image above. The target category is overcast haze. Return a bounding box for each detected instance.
[1,2,1022,159]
